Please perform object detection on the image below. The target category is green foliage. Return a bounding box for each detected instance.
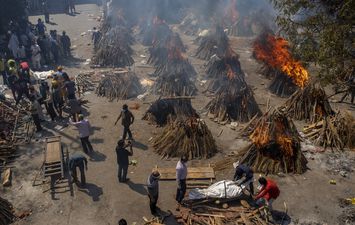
[270,0,354,84]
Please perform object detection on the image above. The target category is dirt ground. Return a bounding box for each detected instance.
[2,4,354,225]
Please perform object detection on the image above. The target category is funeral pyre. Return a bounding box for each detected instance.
[284,82,334,123]
[142,98,198,126]
[141,16,173,46]
[205,49,261,123]
[303,112,355,150]
[152,118,217,159]
[196,25,230,60]
[253,31,309,97]
[96,70,143,101]
[0,197,16,225]
[239,109,307,174]
[151,45,197,96]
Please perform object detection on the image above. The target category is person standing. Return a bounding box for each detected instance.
[254,177,280,212]
[69,0,76,14]
[29,96,43,132]
[115,139,133,183]
[42,0,50,23]
[68,98,81,122]
[92,27,101,49]
[114,104,134,140]
[60,31,71,57]
[233,164,254,195]
[70,114,93,154]
[69,152,88,186]
[8,32,19,58]
[52,77,64,118]
[62,72,76,99]
[36,18,46,36]
[147,170,161,215]
[44,85,57,121]
[176,156,188,209]
[31,41,41,70]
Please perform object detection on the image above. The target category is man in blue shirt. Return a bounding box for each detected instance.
[234,164,254,195]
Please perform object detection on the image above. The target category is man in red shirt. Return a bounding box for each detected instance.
[254,177,280,211]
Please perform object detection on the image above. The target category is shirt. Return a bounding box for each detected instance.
[64,80,76,95]
[115,146,132,165]
[119,110,134,127]
[147,174,159,197]
[234,164,253,182]
[69,152,87,170]
[176,160,187,181]
[70,119,91,138]
[256,179,280,201]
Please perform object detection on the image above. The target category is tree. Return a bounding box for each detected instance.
[270,0,354,84]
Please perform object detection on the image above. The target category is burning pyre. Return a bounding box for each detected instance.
[96,70,143,101]
[152,118,217,159]
[285,82,334,123]
[240,109,307,174]
[141,16,172,46]
[205,49,261,123]
[195,25,230,60]
[142,98,198,126]
[253,31,309,97]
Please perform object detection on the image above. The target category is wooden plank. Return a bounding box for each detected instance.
[157,167,215,180]
[45,137,61,163]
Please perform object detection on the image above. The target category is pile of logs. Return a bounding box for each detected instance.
[303,112,355,150]
[284,82,334,122]
[92,26,134,67]
[96,70,143,101]
[176,203,269,225]
[196,25,230,60]
[269,72,298,97]
[142,98,198,126]
[0,197,16,225]
[240,109,307,174]
[141,17,172,46]
[75,72,97,95]
[152,118,217,159]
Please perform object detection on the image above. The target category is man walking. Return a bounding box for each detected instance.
[69,152,88,186]
[147,170,160,215]
[176,156,188,210]
[115,139,133,183]
[70,114,93,154]
[114,104,134,140]
[234,164,254,195]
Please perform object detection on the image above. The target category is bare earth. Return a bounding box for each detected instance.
[2,4,354,225]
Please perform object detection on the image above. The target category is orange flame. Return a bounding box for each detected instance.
[254,34,309,88]
[226,64,236,80]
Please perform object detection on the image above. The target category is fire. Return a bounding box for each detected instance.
[226,64,236,80]
[253,34,309,88]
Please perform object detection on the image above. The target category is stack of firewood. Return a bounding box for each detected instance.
[303,112,355,150]
[240,109,307,174]
[196,25,230,60]
[0,197,16,225]
[284,82,334,123]
[96,70,143,101]
[141,17,172,46]
[142,98,198,126]
[152,118,217,159]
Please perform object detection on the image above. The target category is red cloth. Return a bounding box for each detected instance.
[20,62,29,70]
[256,179,280,201]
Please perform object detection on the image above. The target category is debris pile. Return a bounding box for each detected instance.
[96,70,143,101]
[285,82,334,122]
[240,110,307,174]
[196,25,230,60]
[152,118,217,159]
[142,98,198,126]
[253,31,309,97]
[0,197,16,225]
[303,112,355,150]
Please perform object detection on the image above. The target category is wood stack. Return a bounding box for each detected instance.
[204,50,261,123]
[152,118,217,159]
[141,16,172,46]
[75,72,97,95]
[196,25,230,60]
[303,112,355,150]
[96,70,143,101]
[176,203,269,225]
[284,82,333,123]
[92,26,134,67]
[0,197,16,225]
[142,98,199,126]
[240,109,307,174]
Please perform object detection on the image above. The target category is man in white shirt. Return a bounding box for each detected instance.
[70,114,93,154]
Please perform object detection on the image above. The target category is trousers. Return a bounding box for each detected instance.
[176,179,186,203]
[80,136,93,153]
[118,164,128,182]
[122,125,132,140]
[72,162,86,185]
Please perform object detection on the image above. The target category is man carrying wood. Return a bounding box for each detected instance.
[114,104,135,140]
[234,164,254,195]
[147,170,160,215]
[254,177,280,212]
[115,140,133,183]
[176,156,188,210]
[69,152,88,186]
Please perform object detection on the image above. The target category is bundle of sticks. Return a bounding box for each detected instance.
[92,26,134,67]
[239,109,307,174]
[142,98,199,126]
[75,72,97,95]
[176,203,268,225]
[284,82,334,122]
[152,118,217,159]
[303,112,355,150]
[96,70,143,101]
[196,25,230,60]
[0,197,16,225]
